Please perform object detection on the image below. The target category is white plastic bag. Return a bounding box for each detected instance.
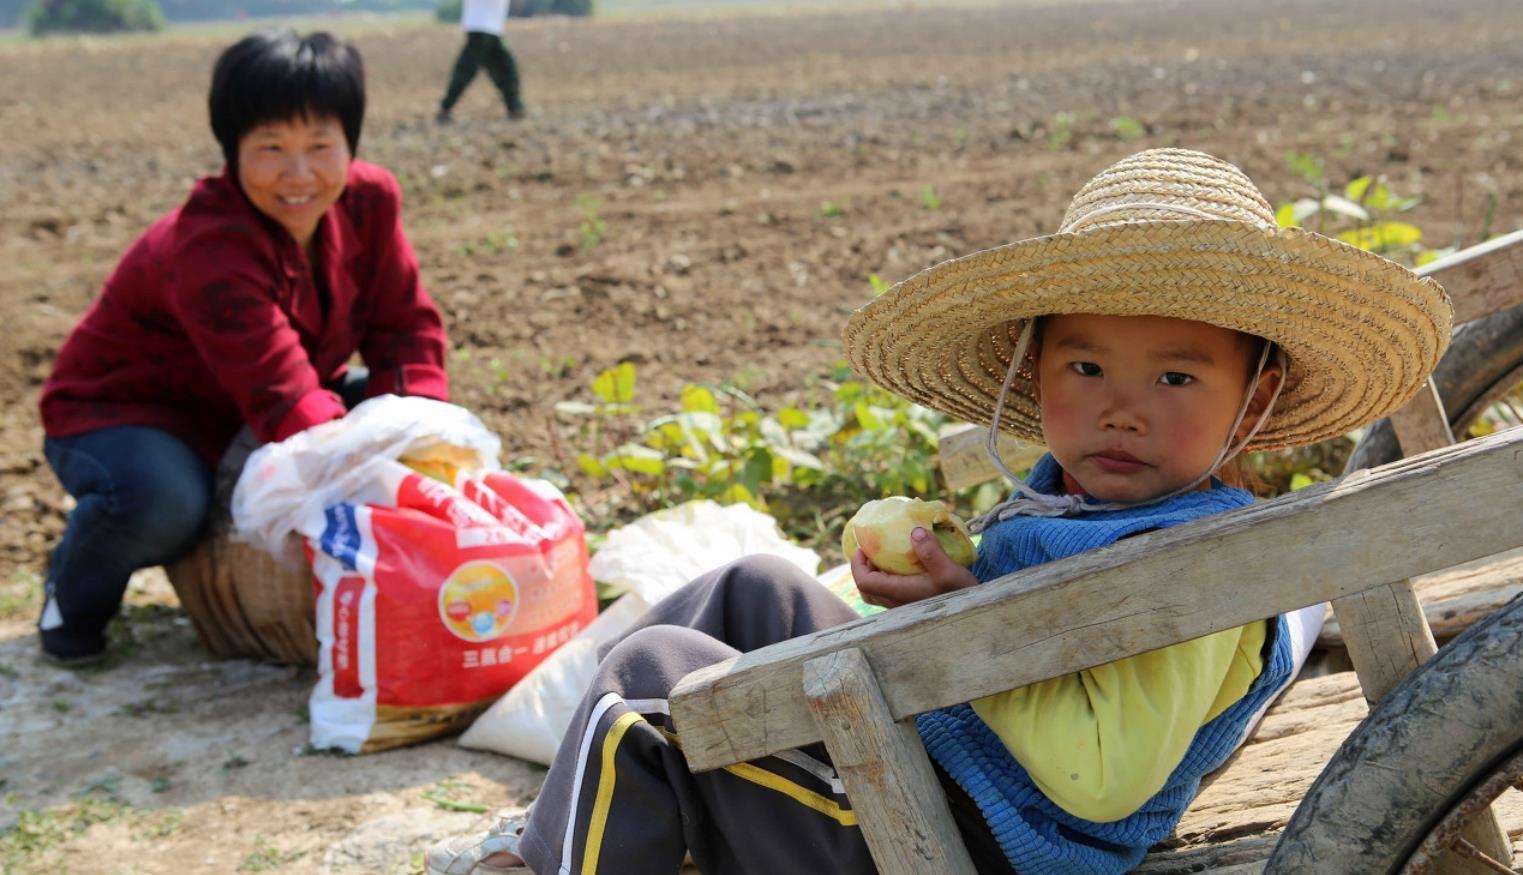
[231,395,501,564]
[458,499,822,764]
[585,500,821,605]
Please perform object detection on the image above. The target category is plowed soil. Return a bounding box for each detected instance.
[3,0,1522,870]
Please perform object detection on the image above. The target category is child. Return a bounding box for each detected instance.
[426,148,1450,874]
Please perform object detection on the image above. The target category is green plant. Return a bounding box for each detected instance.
[131,807,183,840]
[561,361,996,557]
[0,571,42,620]
[1109,116,1147,141]
[1047,112,1076,150]
[817,201,844,218]
[1275,157,1452,266]
[238,836,305,872]
[919,185,942,211]
[575,196,606,249]
[25,0,162,35]
[1,796,127,869]
[541,354,577,379]
[421,778,490,813]
[485,225,519,253]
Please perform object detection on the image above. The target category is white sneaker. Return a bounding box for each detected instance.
[425,810,531,874]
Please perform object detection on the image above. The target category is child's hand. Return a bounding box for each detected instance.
[850,526,978,609]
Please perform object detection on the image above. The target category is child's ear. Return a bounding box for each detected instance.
[1234,359,1285,442]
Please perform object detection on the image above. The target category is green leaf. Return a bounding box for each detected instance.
[1415,246,1455,267]
[1319,195,1369,221]
[719,482,763,509]
[592,362,637,404]
[576,453,607,477]
[1289,473,1315,492]
[740,448,774,491]
[680,384,718,413]
[867,273,889,297]
[605,444,665,476]
[1275,202,1300,228]
[1109,116,1146,141]
[777,406,810,430]
[676,411,726,454]
[1290,198,1322,224]
[1336,221,1422,252]
[854,401,884,431]
[1344,176,1373,202]
[1285,151,1324,183]
[771,445,825,470]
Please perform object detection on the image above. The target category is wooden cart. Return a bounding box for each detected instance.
[670,231,1523,874]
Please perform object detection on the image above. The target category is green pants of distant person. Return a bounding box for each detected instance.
[440,31,524,116]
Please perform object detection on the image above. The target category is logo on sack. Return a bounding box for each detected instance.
[438,561,520,642]
[321,505,363,571]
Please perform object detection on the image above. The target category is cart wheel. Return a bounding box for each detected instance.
[1265,595,1523,874]
[1347,301,1523,470]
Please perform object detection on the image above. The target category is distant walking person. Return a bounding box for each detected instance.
[437,0,525,123]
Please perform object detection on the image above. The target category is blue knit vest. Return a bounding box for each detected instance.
[917,455,1295,874]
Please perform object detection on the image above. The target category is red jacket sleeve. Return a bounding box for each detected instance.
[163,223,345,444]
[354,171,449,401]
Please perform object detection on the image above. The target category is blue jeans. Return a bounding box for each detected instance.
[39,370,370,657]
[39,426,214,656]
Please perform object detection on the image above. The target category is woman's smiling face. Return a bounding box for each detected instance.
[236,114,351,251]
[1035,313,1279,502]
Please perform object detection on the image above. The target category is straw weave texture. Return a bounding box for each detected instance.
[843,148,1452,451]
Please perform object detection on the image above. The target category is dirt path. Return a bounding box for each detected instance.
[3,0,1523,870]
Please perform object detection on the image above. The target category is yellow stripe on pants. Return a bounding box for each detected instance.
[722,761,859,826]
[581,710,644,873]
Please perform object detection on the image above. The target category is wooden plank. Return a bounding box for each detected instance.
[670,428,1523,771]
[1318,547,1523,647]
[1388,377,1456,456]
[937,423,1046,492]
[803,649,977,875]
[1331,579,1437,704]
[1420,228,1523,326]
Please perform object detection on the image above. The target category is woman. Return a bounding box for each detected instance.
[37,30,449,666]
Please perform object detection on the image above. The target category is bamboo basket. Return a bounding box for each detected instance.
[166,532,317,665]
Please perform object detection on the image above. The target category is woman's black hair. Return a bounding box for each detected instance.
[209,29,365,172]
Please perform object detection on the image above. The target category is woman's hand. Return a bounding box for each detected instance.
[851,527,978,609]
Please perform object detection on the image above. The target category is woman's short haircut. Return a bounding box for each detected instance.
[209,29,365,171]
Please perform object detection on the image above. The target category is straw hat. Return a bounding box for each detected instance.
[843,148,1453,451]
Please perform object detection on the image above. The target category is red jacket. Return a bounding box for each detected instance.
[40,160,449,463]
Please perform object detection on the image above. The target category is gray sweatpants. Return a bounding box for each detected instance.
[515,554,1015,875]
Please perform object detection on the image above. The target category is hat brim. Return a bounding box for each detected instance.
[843,220,1452,452]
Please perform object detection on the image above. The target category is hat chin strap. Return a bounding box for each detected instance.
[969,321,1287,534]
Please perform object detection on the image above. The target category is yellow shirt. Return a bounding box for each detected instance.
[970,619,1267,823]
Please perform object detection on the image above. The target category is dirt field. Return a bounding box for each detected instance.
[4,0,1523,870]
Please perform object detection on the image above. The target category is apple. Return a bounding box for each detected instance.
[842,497,976,575]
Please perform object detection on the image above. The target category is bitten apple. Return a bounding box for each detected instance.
[842,497,976,575]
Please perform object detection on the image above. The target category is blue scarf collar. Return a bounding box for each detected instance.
[970,454,1254,583]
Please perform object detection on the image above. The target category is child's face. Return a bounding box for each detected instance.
[1035,314,1276,502]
